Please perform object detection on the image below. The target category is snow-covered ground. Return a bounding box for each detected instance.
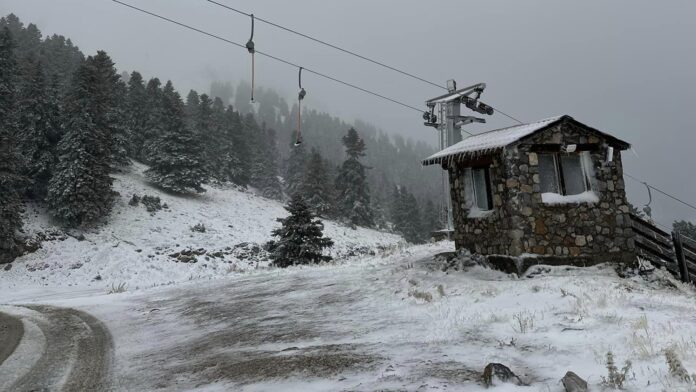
[3,164,696,391]
[0,162,403,297]
[4,242,696,391]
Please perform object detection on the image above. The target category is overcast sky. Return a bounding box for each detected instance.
[2,0,695,226]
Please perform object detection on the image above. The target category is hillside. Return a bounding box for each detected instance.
[0,162,404,296]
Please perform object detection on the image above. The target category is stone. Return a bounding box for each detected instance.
[3,263,12,271]
[535,218,548,235]
[521,207,533,217]
[561,371,588,392]
[482,363,524,387]
[506,178,519,188]
[569,247,581,256]
[575,236,587,246]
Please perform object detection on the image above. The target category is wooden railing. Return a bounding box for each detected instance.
[630,213,695,283]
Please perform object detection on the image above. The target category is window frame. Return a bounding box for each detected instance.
[470,166,493,211]
[538,152,591,196]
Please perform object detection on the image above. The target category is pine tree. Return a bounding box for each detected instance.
[0,26,24,263]
[108,78,131,167]
[46,54,115,227]
[15,54,61,199]
[421,199,439,240]
[224,106,250,186]
[140,77,164,163]
[335,127,374,227]
[144,80,207,194]
[249,119,283,200]
[270,194,334,268]
[283,139,307,198]
[390,186,425,243]
[206,97,236,182]
[125,71,149,158]
[301,148,334,217]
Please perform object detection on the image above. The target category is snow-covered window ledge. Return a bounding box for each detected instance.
[541,191,599,205]
[467,207,494,219]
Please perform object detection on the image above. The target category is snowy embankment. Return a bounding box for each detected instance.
[0,162,403,297]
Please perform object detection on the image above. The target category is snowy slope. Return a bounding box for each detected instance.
[0,162,403,294]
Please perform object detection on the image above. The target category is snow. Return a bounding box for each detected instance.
[541,190,599,205]
[0,162,403,296]
[467,207,494,219]
[422,115,565,165]
[5,243,696,391]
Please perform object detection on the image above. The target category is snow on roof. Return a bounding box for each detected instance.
[422,115,566,166]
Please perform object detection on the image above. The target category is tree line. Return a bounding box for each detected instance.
[0,14,440,263]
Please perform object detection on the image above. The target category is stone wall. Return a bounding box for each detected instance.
[448,119,636,264]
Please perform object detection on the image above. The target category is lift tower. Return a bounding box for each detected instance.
[423,81,493,236]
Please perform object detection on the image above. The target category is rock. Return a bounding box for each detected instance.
[481,363,524,387]
[177,254,197,263]
[561,371,588,392]
[94,274,102,281]
[66,229,86,241]
[3,263,12,271]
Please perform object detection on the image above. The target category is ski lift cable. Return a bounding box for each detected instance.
[204,0,525,126]
[111,0,423,113]
[205,0,446,91]
[623,172,696,213]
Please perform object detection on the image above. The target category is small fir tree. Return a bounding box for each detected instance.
[145,80,207,194]
[270,194,334,268]
[335,127,374,227]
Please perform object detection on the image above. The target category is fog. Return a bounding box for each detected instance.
[2,0,695,227]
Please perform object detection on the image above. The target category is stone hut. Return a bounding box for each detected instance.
[422,115,636,267]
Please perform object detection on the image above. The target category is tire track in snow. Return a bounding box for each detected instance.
[0,305,114,391]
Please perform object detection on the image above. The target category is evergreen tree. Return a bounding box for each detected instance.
[145,80,207,194]
[46,53,116,226]
[125,71,149,158]
[0,26,24,263]
[249,119,283,200]
[283,139,307,198]
[674,220,696,241]
[206,97,236,182]
[224,106,250,186]
[109,78,131,167]
[270,194,333,268]
[140,77,164,162]
[390,186,425,243]
[335,127,373,227]
[421,199,439,239]
[301,148,334,217]
[15,54,61,199]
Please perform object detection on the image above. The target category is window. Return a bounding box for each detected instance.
[465,167,493,211]
[538,152,590,196]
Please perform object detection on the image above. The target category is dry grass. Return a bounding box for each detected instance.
[107,282,127,294]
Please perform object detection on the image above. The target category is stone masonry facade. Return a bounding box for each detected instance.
[447,119,636,265]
